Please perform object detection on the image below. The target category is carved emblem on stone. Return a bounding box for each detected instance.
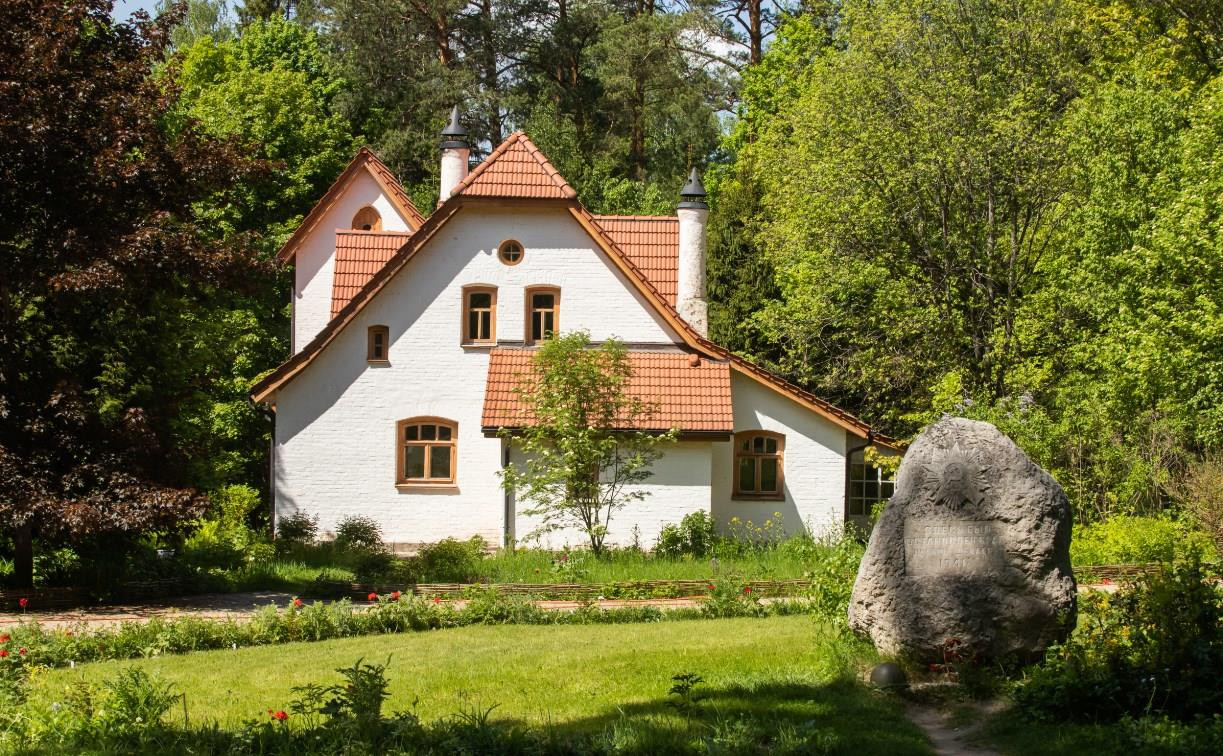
[924,442,987,511]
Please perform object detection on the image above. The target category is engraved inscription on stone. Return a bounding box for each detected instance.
[903,519,1005,577]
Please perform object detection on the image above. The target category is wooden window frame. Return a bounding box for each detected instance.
[733,430,785,500]
[524,286,560,345]
[847,448,895,517]
[395,417,458,488]
[497,239,524,266]
[366,325,390,362]
[461,285,497,345]
[352,206,382,231]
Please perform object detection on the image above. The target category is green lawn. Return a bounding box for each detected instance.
[30,615,930,753]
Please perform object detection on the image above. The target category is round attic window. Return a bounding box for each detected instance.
[352,206,381,231]
[498,239,524,266]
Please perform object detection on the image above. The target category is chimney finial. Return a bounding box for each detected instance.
[441,105,468,148]
[679,167,707,209]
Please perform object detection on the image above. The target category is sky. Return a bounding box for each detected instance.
[112,0,160,20]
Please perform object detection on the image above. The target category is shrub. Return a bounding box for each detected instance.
[656,511,717,558]
[334,516,385,553]
[1071,515,1215,566]
[1016,560,1223,722]
[276,512,318,546]
[806,528,866,621]
[415,537,487,583]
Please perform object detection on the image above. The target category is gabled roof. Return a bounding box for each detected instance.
[592,215,679,306]
[252,132,897,449]
[483,348,733,433]
[276,148,426,263]
[332,229,414,317]
[450,131,578,200]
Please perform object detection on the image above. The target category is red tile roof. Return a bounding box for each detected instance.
[452,131,578,200]
[482,348,733,433]
[331,229,413,317]
[278,148,424,263]
[592,215,679,305]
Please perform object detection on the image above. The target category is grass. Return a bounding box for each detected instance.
[977,709,1126,754]
[26,615,929,752]
[473,545,818,584]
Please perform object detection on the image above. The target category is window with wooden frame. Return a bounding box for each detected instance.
[396,418,457,486]
[497,239,524,266]
[525,286,559,344]
[462,286,497,344]
[847,448,895,517]
[367,325,390,362]
[733,431,785,499]
[352,206,381,231]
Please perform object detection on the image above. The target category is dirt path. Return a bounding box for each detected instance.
[905,703,1001,756]
[0,593,790,630]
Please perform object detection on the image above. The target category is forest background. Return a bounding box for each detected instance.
[2,0,1222,585]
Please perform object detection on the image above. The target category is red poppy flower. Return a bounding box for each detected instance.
[743,587,752,594]
[18,648,26,656]
[367,592,378,602]
[293,598,303,608]
[390,591,401,601]
[0,650,8,658]
[17,598,28,609]
[708,584,715,591]
[0,634,9,643]
[432,597,441,604]
[271,710,288,721]
[1101,578,1113,586]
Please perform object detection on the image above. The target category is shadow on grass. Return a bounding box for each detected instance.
[476,677,932,754]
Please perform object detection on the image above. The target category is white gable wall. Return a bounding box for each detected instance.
[713,372,850,537]
[275,206,684,544]
[292,170,412,353]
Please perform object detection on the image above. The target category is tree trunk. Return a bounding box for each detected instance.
[13,523,34,589]
[749,0,763,66]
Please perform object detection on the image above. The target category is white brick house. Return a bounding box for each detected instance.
[252,114,898,548]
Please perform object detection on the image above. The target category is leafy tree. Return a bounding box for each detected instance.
[0,0,268,586]
[498,333,677,554]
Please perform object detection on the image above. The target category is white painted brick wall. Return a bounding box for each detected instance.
[276,206,685,544]
[712,372,849,537]
[293,171,412,353]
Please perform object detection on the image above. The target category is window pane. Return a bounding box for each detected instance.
[864,480,879,501]
[738,457,756,491]
[438,425,452,441]
[403,425,418,441]
[850,498,865,516]
[541,311,554,337]
[470,292,492,308]
[421,424,436,440]
[881,482,894,499]
[741,439,750,451]
[850,463,866,482]
[480,311,491,339]
[404,446,425,479]
[429,446,452,479]
[765,438,777,454]
[531,312,543,341]
[467,311,479,340]
[851,481,864,498]
[752,436,764,453]
[532,293,554,309]
[760,458,778,492]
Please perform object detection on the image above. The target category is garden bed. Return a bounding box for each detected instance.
[317,577,812,601]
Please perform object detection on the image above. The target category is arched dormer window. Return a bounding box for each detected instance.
[396,418,457,486]
[733,431,784,500]
[352,206,381,231]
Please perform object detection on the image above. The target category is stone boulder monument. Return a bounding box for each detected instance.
[849,417,1076,661]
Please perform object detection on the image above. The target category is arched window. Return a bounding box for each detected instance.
[352,206,381,231]
[733,431,784,499]
[462,285,497,344]
[367,325,389,362]
[848,448,895,518]
[525,286,559,344]
[396,418,457,486]
[498,239,524,265]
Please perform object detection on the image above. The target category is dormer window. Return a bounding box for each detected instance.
[525,286,559,344]
[367,325,390,361]
[498,239,524,265]
[462,285,497,344]
[352,206,381,231]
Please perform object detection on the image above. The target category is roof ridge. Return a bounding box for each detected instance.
[592,214,677,222]
[335,228,415,236]
[452,131,577,200]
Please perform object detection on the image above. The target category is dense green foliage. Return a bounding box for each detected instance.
[709,0,1223,524]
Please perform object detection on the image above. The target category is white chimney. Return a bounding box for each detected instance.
[677,168,709,337]
[438,106,469,204]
